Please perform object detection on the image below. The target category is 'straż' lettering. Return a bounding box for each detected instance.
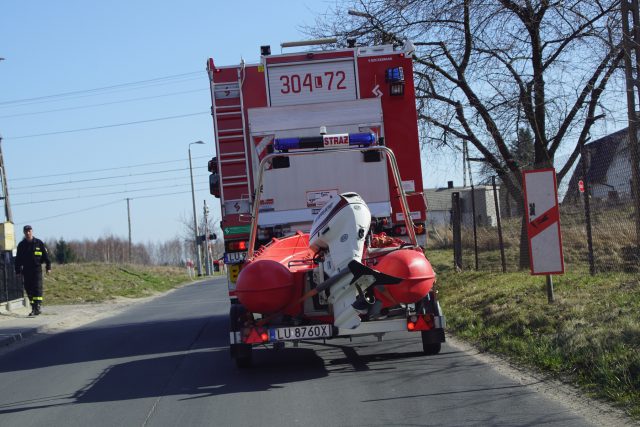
[323,134,349,146]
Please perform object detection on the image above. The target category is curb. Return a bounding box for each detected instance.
[1,298,27,314]
[0,327,39,348]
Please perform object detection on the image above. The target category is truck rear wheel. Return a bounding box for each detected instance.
[230,304,253,368]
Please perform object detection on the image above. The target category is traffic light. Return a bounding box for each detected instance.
[199,233,217,242]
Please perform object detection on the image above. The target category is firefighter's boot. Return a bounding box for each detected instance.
[28,300,36,316]
[33,301,42,316]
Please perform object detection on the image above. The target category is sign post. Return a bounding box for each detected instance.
[523,169,565,303]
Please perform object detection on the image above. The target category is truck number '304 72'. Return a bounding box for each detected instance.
[279,71,347,94]
[269,324,332,341]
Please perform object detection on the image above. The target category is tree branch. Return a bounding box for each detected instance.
[550,46,623,154]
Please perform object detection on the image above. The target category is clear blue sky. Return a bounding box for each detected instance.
[3,2,625,246]
[0,0,345,244]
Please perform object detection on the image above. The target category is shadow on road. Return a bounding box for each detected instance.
[0,314,228,373]
[0,311,330,415]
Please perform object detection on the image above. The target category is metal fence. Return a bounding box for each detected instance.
[0,253,23,304]
[425,129,640,274]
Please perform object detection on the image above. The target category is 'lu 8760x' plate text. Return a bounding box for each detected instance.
[269,324,332,341]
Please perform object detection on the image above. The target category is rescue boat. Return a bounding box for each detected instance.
[236,192,436,329]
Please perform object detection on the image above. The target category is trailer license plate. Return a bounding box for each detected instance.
[270,324,332,341]
[224,251,247,264]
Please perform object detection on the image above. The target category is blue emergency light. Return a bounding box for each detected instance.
[274,132,377,151]
[385,67,404,83]
[386,67,405,96]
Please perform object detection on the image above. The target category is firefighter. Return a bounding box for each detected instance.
[15,225,51,316]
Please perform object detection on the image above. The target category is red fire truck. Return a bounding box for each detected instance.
[207,39,444,367]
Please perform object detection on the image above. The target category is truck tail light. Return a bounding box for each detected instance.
[226,240,248,252]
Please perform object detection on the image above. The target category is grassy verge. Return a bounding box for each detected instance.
[43,263,199,305]
[427,248,640,418]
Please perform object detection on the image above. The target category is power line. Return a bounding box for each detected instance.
[130,186,208,200]
[0,76,204,110]
[21,199,124,223]
[5,111,210,140]
[11,167,194,190]
[10,154,211,182]
[20,186,209,223]
[0,71,201,106]
[0,88,205,119]
[11,173,210,196]
[13,181,203,206]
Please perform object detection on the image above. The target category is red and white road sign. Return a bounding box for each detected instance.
[523,168,565,275]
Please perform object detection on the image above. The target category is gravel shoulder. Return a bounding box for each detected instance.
[446,335,637,426]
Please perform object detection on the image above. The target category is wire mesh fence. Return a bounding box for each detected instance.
[425,127,640,273]
[0,253,23,304]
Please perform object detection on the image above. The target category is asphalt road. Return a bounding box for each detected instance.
[0,277,600,427]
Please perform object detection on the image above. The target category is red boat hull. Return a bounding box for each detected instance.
[235,232,434,315]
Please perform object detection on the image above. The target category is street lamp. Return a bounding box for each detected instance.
[189,141,205,276]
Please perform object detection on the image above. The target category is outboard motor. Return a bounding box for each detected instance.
[309,193,373,329]
[309,192,371,277]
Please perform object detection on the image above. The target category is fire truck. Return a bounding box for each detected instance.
[206,39,444,367]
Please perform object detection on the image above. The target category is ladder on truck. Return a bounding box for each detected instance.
[207,60,252,221]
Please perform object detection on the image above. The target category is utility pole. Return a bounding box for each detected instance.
[0,134,13,223]
[189,141,205,275]
[0,59,11,224]
[126,198,132,263]
[621,0,640,248]
[203,200,211,275]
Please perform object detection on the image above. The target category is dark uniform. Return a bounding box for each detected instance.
[15,226,51,316]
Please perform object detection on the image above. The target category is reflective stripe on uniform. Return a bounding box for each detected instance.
[34,251,43,256]
[32,296,43,301]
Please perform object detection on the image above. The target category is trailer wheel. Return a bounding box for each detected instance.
[229,304,246,331]
[229,304,253,368]
[421,338,441,355]
[416,292,444,355]
[233,346,253,368]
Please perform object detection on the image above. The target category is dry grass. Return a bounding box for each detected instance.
[426,208,640,272]
[43,262,196,304]
[427,249,640,419]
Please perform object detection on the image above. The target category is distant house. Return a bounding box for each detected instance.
[424,184,500,227]
[566,128,633,202]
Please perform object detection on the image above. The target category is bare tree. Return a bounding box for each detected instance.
[147,238,185,266]
[59,234,151,264]
[307,0,624,267]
